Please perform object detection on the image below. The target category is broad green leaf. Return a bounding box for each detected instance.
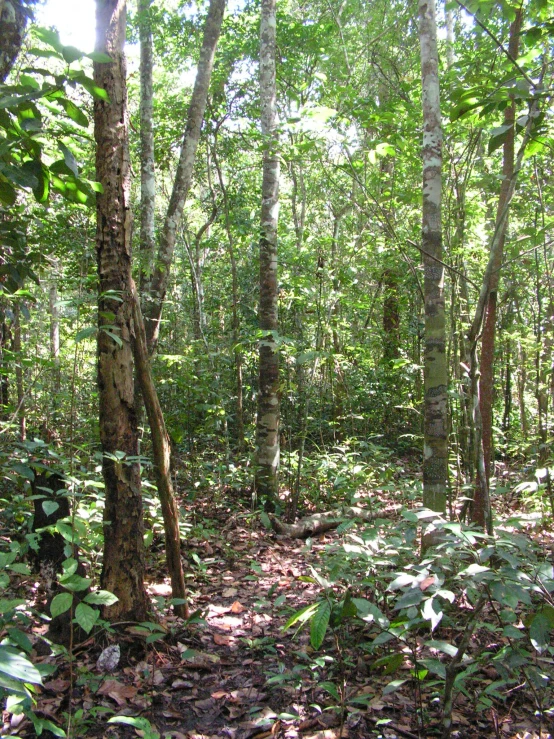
[382,678,408,695]
[259,511,272,530]
[283,602,318,631]
[530,612,551,654]
[6,628,33,654]
[42,500,59,517]
[108,716,159,734]
[310,599,331,650]
[61,45,83,64]
[50,592,73,618]
[421,597,442,632]
[10,463,34,480]
[0,646,42,684]
[352,598,389,628]
[58,573,91,592]
[58,142,79,176]
[84,590,118,606]
[87,51,113,63]
[320,681,340,701]
[0,178,16,206]
[57,98,89,127]
[76,326,97,342]
[74,602,99,634]
[427,639,458,657]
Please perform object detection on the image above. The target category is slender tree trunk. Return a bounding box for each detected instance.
[143,0,225,354]
[419,0,448,514]
[479,9,523,483]
[49,278,61,396]
[94,0,149,621]
[138,0,156,294]
[466,101,537,532]
[130,283,188,619]
[212,138,244,449]
[13,301,25,441]
[254,0,280,509]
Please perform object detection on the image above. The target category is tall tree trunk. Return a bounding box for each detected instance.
[94,0,149,621]
[212,137,244,450]
[419,0,447,514]
[478,9,523,484]
[142,0,225,354]
[254,0,280,509]
[138,0,156,294]
[0,0,28,83]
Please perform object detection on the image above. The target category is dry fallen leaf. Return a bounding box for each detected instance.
[230,600,246,613]
[222,587,238,597]
[213,633,232,646]
[97,679,138,706]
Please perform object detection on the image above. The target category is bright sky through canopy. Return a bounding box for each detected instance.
[36,0,97,53]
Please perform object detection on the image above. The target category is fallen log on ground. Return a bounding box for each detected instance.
[269,506,390,538]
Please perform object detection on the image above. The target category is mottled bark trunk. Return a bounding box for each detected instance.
[419,0,447,514]
[94,0,149,621]
[138,0,156,294]
[0,0,27,83]
[479,9,522,484]
[254,0,280,508]
[143,0,225,354]
[130,282,188,619]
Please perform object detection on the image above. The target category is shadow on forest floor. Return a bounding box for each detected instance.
[9,484,554,739]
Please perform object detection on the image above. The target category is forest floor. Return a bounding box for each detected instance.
[8,481,554,739]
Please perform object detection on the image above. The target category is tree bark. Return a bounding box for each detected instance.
[419,0,448,514]
[478,9,523,484]
[138,0,156,294]
[254,0,280,509]
[13,301,25,441]
[142,0,226,354]
[130,282,188,619]
[0,0,28,83]
[94,0,149,622]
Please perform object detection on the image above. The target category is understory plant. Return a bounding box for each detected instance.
[284,510,554,737]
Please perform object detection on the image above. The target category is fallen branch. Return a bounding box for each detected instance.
[269,506,389,538]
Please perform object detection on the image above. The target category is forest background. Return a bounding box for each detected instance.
[1,0,554,737]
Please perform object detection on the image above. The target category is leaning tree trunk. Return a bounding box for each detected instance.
[142,0,225,354]
[419,0,447,514]
[478,9,523,486]
[94,0,149,621]
[254,0,280,510]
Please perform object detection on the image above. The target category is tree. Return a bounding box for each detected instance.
[419,0,447,514]
[0,0,35,83]
[142,0,226,355]
[94,0,149,621]
[254,0,280,509]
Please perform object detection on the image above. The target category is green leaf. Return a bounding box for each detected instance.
[108,716,159,735]
[530,612,551,654]
[488,124,512,155]
[87,51,113,64]
[50,592,73,618]
[0,178,16,206]
[84,590,118,606]
[61,45,83,64]
[76,326,97,342]
[310,599,331,650]
[58,573,91,592]
[283,602,318,631]
[382,678,408,695]
[42,500,59,517]
[58,142,79,176]
[320,681,340,701]
[74,602,99,634]
[259,511,272,530]
[0,646,42,684]
[57,98,89,127]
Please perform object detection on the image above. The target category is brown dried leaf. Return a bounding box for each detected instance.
[230,600,246,614]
